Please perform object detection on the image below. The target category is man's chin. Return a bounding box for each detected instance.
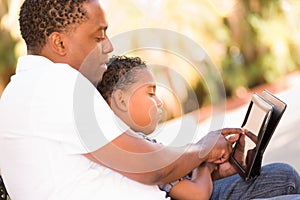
[100,63,108,70]
[97,63,108,82]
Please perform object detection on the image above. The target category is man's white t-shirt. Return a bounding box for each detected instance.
[0,55,167,200]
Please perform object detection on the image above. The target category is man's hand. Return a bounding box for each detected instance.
[197,128,243,164]
[211,129,258,180]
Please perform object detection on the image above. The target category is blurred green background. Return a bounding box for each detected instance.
[1,0,300,120]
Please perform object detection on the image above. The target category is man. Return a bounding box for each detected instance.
[0,0,298,200]
[0,0,240,199]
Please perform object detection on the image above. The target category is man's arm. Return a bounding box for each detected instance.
[84,128,243,185]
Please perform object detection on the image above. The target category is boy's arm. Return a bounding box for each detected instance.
[167,163,216,200]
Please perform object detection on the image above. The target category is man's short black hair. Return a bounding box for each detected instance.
[19,0,90,54]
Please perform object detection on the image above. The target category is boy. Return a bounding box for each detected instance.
[97,55,221,199]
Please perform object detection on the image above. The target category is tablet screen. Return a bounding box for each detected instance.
[231,94,273,177]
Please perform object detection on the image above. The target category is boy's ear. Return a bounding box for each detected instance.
[112,89,128,112]
[48,32,66,56]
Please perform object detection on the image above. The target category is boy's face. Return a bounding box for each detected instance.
[63,0,113,84]
[123,69,163,135]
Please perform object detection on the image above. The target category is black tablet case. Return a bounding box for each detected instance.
[230,90,287,181]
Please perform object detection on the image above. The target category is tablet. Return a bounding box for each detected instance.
[230,90,287,181]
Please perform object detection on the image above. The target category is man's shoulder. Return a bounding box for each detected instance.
[17,55,78,75]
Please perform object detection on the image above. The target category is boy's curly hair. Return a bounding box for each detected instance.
[19,0,89,54]
[97,55,147,103]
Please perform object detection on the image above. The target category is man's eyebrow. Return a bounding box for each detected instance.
[98,26,108,31]
[147,84,156,89]
[92,25,108,34]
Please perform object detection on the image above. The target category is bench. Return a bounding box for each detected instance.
[0,175,8,200]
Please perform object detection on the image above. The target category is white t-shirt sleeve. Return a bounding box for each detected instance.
[65,67,130,153]
[71,81,129,152]
[30,64,129,154]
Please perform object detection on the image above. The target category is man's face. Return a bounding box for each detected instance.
[64,0,113,84]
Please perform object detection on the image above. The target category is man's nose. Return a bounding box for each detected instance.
[102,38,114,54]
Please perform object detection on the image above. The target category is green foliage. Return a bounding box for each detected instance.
[221,0,300,96]
[0,29,16,71]
[0,0,17,91]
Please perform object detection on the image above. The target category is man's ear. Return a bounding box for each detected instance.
[112,89,128,112]
[48,32,66,56]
